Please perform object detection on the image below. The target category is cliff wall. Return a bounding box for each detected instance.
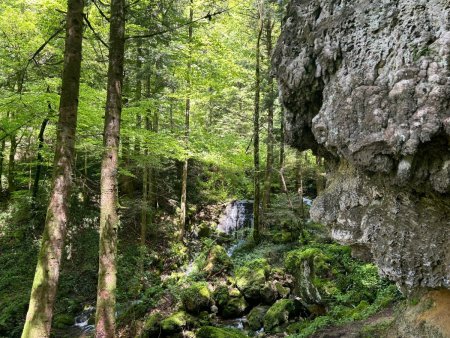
[273,0,450,291]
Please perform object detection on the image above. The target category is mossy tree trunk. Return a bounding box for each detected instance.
[0,138,5,191]
[8,130,17,193]
[95,0,125,336]
[180,0,193,241]
[253,9,263,244]
[262,13,275,215]
[21,0,84,336]
[32,117,50,199]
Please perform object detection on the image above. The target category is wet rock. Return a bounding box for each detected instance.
[248,305,270,331]
[273,0,450,291]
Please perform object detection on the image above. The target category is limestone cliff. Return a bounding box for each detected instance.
[274,0,450,291]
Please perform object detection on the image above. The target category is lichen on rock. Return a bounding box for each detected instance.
[273,0,450,291]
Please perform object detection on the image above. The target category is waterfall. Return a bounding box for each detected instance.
[217,200,253,234]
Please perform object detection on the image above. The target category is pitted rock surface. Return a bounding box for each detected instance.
[274,0,450,290]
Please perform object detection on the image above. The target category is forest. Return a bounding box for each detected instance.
[0,0,407,337]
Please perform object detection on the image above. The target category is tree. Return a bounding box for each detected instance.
[179,0,194,240]
[262,9,275,213]
[253,3,264,244]
[21,0,84,336]
[95,0,125,335]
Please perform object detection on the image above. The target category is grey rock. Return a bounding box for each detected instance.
[274,0,450,291]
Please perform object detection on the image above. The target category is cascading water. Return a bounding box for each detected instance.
[217,200,253,235]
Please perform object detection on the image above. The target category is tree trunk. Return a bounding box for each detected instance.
[253,14,263,244]
[95,0,125,336]
[0,138,5,191]
[8,132,17,193]
[179,1,193,241]
[262,14,274,214]
[32,118,50,199]
[21,0,84,336]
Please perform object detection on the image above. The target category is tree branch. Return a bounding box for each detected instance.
[83,14,109,48]
[125,8,230,40]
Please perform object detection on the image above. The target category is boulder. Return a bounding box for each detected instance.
[181,282,212,314]
[263,299,295,332]
[235,258,270,301]
[247,306,270,331]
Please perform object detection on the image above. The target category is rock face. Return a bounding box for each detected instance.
[274,0,450,291]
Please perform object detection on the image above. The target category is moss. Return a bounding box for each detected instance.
[235,258,270,300]
[263,299,295,332]
[361,318,395,337]
[222,296,248,318]
[203,245,233,276]
[181,282,211,314]
[143,312,163,334]
[196,326,248,338]
[161,311,192,333]
[52,314,73,329]
[275,282,290,298]
[213,285,230,308]
[247,306,269,331]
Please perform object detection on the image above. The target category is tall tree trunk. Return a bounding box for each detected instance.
[262,14,275,214]
[8,132,17,193]
[253,14,263,244]
[179,1,193,241]
[32,118,50,199]
[95,0,125,335]
[21,0,84,336]
[140,114,150,249]
[0,138,5,191]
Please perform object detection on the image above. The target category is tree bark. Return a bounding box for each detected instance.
[0,138,5,191]
[8,132,17,193]
[262,14,275,214]
[32,118,50,199]
[21,0,84,336]
[95,0,125,335]
[253,14,263,244]
[179,1,193,241]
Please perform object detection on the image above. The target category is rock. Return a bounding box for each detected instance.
[263,299,295,332]
[203,245,233,277]
[235,258,271,301]
[213,285,248,318]
[261,283,277,305]
[142,312,163,335]
[273,0,450,292]
[211,305,219,314]
[197,326,248,338]
[247,306,270,331]
[390,289,450,338]
[182,282,212,314]
[275,282,290,299]
[222,296,248,319]
[52,314,74,329]
[285,248,325,304]
[160,311,192,333]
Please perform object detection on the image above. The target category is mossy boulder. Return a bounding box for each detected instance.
[247,305,269,331]
[197,326,248,338]
[222,296,248,318]
[182,282,212,314]
[143,312,163,335]
[53,314,74,329]
[263,299,295,332]
[235,258,270,301]
[213,285,248,318]
[285,247,328,303]
[203,245,233,276]
[161,311,193,333]
[213,285,230,308]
